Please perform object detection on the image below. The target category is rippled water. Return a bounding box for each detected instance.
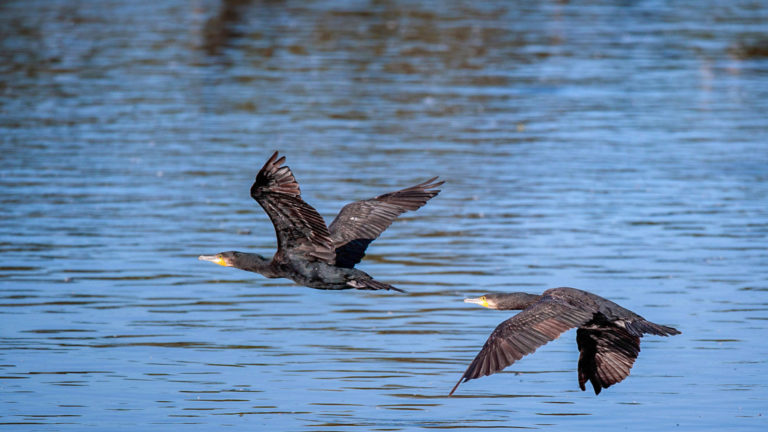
[2,0,767,430]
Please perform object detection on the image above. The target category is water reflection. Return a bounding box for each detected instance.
[1,0,768,430]
[203,0,255,57]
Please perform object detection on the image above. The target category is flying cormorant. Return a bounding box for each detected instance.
[199,151,443,292]
[450,287,680,395]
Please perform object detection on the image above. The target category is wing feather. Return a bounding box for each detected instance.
[450,298,594,395]
[576,325,640,395]
[250,152,335,263]
[328,177,443,268]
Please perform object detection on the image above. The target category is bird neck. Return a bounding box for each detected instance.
[496,293,542,310]
[234,253,278,277]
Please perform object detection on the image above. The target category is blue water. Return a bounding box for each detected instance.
[1,0,767,430]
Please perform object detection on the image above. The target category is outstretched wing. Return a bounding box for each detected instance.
[250,151,335,264]
[328,177,443,268]
[449,298,594,395]
[576,325,640,395]
[575,315,679,394]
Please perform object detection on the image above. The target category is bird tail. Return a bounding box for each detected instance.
[627,320,681,337]
[348,277,405,293]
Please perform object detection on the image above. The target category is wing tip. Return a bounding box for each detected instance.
[448,376,466,396]
[262,150,281,171]
[419,176,445,192]
[252,150,302,198]
[260,150,286,171]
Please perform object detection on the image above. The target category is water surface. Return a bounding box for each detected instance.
[1,0,767,430]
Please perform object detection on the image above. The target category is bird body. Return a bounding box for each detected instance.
[200,151,442,292]
[451,287,680,395]
[270,251,391,291]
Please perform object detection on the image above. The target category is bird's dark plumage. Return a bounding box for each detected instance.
[450,287,680,395]
[249,151,336,264]
[576,325,640,394]
[200,151,443,292]
[328,176,444,268]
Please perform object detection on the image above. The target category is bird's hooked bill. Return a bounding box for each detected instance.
[464,297,490,308]
[198,255,227,266]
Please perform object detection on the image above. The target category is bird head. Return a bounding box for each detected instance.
[198,251,240,267]
[198,251,272,271]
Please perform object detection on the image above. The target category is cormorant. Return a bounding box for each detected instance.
[199,151,443,292]
[450,287,680,395]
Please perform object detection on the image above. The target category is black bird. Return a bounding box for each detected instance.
[199,151,443,292]
[450,287,680,395]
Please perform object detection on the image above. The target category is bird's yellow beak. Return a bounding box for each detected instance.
[198,255,229,266]
[464,296,490,308]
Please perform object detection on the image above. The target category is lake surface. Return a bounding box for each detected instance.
[1,0,767,430]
